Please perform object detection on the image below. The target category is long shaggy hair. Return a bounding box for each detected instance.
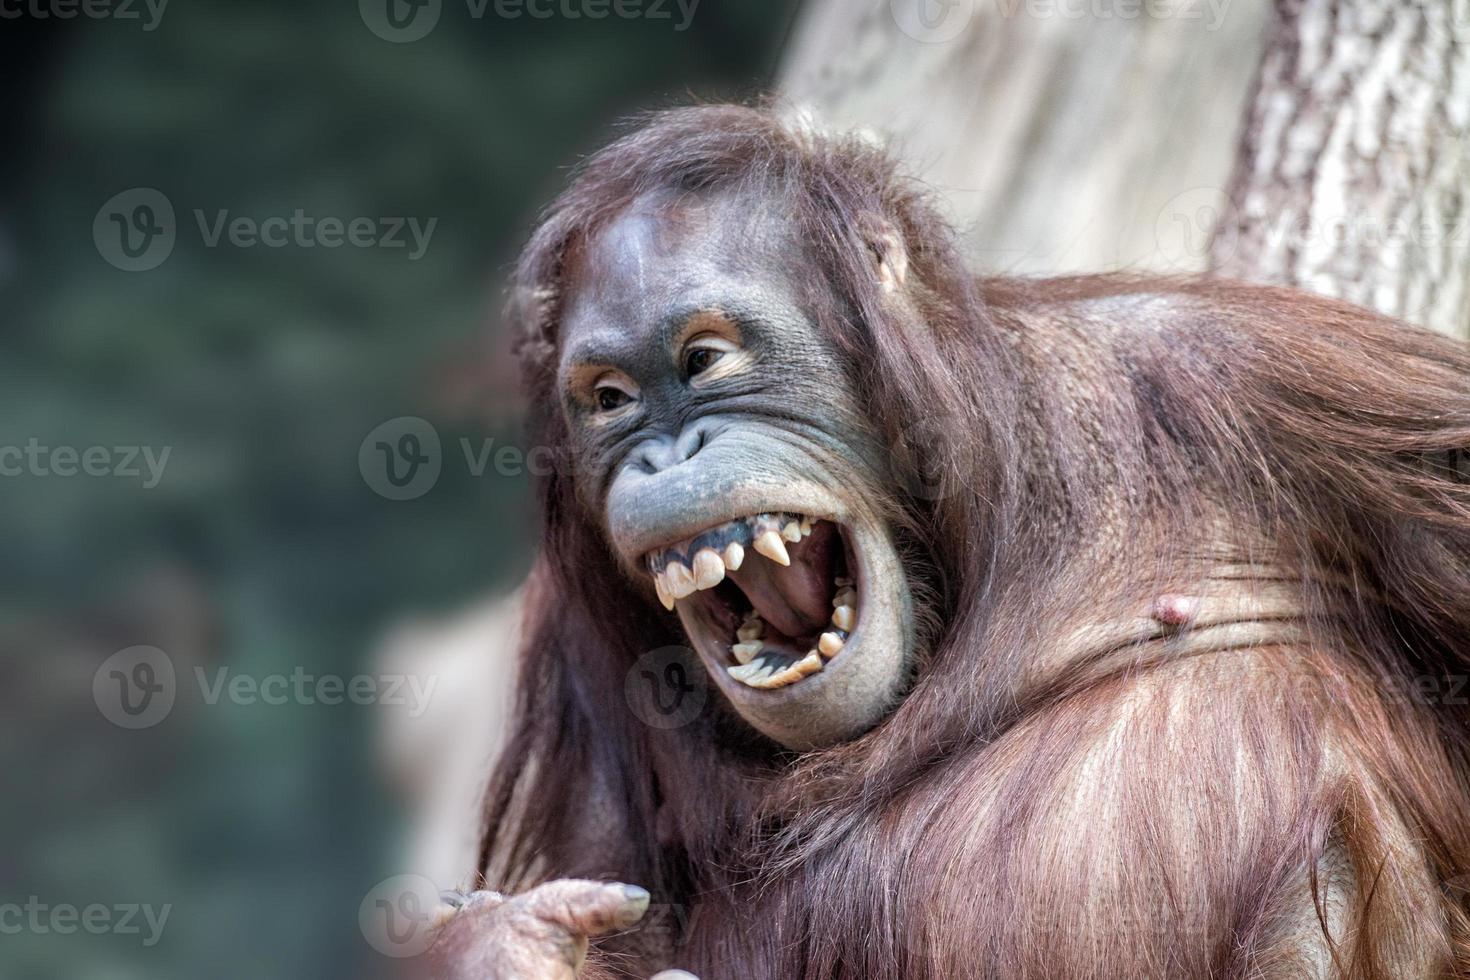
[478,104,1470,978]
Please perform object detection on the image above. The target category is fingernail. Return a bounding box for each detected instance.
[617,884,651,925]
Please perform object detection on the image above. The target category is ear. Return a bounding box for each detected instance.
[866,219,909,294]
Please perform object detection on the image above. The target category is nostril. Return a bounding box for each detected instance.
[678,426,708,463]
[632,441,671,475]
[634,423,715,475]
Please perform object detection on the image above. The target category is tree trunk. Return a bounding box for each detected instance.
[780,0,1270,275]
[1209,0,1470,338]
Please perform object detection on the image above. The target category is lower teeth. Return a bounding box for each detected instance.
[726,575,856,690]
[728,650,825,689]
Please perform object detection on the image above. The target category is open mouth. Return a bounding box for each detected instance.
[645,512,858,691]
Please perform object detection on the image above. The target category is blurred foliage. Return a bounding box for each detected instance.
[0,1,798,976]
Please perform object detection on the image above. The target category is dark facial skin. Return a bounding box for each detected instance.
[554,189,914,749]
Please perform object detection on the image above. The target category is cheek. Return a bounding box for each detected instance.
[555,429,619,514]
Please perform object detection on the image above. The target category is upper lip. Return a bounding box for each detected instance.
[609,475,847,567]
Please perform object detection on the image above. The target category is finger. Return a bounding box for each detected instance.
[518,879,651,937]
[431,889,506,930]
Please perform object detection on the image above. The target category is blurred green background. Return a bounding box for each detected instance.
[0,1,799,976]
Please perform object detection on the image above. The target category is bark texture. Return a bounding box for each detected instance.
[1211,0,1470,338]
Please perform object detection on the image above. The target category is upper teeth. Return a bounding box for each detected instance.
[646,512,812,610]
[692,549,725,590]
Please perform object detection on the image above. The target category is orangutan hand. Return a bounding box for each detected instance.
[428,878,699,980]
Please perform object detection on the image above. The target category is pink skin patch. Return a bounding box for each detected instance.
[1151,594,1200,627]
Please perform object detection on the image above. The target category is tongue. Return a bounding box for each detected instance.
[728,521,837,639]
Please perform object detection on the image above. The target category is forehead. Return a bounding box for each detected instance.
[559,188,799,358]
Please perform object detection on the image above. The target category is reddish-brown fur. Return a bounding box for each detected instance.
[477,105,1470,978]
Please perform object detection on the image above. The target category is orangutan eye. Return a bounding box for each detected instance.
[597,387,630,411]
[685,347,722,376]
[682,334,740,380]
[590,372,638,415]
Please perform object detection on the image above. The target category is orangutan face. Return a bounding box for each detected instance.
[555,189,915,750]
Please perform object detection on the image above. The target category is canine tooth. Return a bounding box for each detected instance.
[818,631,843,657]
[794,651,824,676]
[833,588,857,608]
[732,640,762,664]
[722,542,744,571]
[666,562,696,599]
[693,549,725,590]
[832,605,855,631]
[736,620,763,642]
[781,522,802,542]
[654,575,675,611]
[753,531,791,566]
